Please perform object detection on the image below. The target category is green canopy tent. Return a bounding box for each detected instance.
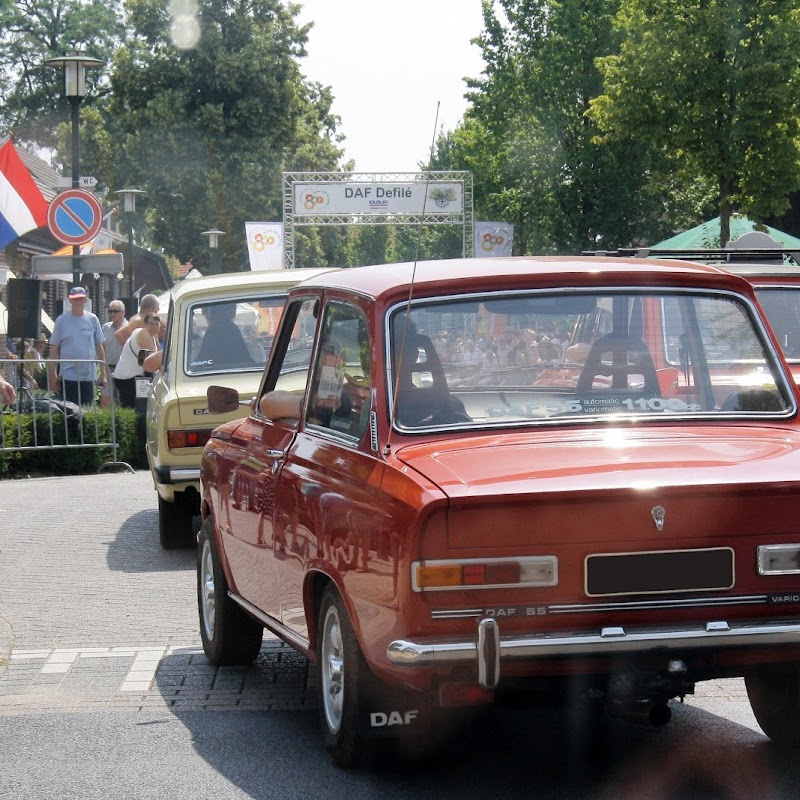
[654,214,800,249]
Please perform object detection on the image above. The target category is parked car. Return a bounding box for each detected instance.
[146,268,332,548]
[199,256,800,766]
[584,238,800,384]
[721,264,800,385]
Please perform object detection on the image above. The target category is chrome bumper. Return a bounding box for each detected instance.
[154,466,201,484]
[387,617,800,690]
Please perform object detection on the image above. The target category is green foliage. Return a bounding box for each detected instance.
[0,0,123,148]
[97,0,344,272]
[0,406,144,477]
[590,0,800,244]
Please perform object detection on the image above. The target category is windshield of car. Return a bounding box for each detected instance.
[388,289,795,431]
[185,295,286,375]
[754,287,800,363]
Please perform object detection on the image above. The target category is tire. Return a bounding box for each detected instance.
[158,491,196,549]
[317,586,370,767]
[745,667,800,747]
[197,517,263,666]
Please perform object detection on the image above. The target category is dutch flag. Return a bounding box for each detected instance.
[0,136,49,250]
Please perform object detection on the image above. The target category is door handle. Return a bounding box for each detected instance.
[266,448,285,476]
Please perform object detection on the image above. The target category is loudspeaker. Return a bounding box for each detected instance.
[7,279,42,340]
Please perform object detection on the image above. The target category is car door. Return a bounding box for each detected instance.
[224,296,319,618]
[271,300,377,638]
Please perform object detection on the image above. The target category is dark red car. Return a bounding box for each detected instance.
[199,256,800,765]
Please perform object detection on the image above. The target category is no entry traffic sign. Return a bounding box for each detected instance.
[47,188,103,246]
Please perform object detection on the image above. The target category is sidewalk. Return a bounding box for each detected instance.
[0,471,315,714]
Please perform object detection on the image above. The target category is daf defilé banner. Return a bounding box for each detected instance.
[293,181,465,216]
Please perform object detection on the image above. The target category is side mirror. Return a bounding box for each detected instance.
[207,385,240,414]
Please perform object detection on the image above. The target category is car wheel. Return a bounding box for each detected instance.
[745,667,800,747]
[197,517,263,666]
[317,585,371,767]
[158,492,196,549]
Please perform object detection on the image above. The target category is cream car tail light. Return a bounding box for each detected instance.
[167,429,213,449]
[758,544,800,575]
[412,556,558,592]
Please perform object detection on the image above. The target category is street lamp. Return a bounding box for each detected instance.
[115,188,146,304]
[44,49,105,287]
[202,228,226,275]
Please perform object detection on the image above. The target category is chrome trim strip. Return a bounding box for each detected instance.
[549,594,767,613]
[387,618,800,666]
[429,595,768,620]
[229,592,311,655]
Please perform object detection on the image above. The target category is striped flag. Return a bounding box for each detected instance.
[0,137,49,250]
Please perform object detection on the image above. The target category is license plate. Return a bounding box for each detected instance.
[586,547,734,596]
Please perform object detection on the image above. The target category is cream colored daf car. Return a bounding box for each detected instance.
[146,269,333,547]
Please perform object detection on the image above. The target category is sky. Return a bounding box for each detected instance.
[295,1,486,174]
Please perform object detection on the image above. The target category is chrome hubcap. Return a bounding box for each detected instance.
[321,605,344,733]
[201,540,216,641]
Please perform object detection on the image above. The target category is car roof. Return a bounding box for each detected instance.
[166,267,336,303]
[288,256,758,304]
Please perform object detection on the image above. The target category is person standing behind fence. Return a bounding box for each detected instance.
[48,286,108,406]
[0,373,15,405]
[113,313,160,408]
[114,294,159,347]
[101,301,127,408]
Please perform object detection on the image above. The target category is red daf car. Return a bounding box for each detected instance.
[198,256,800,766]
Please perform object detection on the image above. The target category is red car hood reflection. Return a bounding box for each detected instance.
[394,427,800,500]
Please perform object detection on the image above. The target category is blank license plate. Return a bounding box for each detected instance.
[586,548,734,596]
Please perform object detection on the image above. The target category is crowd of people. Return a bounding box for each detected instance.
[0,288,165,411]
[429,326,573,372]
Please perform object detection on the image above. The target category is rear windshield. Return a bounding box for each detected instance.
[387,288,795,430]
[185,295,287,375]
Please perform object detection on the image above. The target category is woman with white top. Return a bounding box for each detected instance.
[113,313,161,408]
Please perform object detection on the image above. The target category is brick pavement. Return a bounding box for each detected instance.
[0,471,315,714]
[0,470,746,719]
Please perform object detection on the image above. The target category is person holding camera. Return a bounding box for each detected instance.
[112,313,161,408]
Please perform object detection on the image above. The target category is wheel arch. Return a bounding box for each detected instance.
[304,570,356,659]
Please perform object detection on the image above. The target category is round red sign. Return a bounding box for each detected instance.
[47,189,103,246]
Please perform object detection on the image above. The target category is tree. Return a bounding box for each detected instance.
[97,0,344,271]
[440,0,704,253]
[590,0,800,246]
[0,0,122,148]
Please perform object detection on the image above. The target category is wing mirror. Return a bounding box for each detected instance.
[207,385,240,414]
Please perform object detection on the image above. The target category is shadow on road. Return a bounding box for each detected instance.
[105,509,195,573]
[162,676,795,800]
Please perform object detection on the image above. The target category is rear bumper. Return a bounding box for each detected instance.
[154,465,201,484]
[387,617,800,689]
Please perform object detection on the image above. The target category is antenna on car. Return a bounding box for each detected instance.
[384,102,441,455]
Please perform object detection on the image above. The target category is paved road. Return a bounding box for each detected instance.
[3,471,800,799]
[0,471,312,715]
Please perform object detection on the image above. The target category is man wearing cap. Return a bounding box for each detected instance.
[48,286,108,406]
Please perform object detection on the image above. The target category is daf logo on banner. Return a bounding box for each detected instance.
[293,181,464,216]
[475,221,514,257]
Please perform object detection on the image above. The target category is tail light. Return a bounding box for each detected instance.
[412,556,557,591]
[167,429,213,449]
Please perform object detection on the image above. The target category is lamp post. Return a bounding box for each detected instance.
[115,188,146,305]
[202,228,226,275]
[44,49,105,288]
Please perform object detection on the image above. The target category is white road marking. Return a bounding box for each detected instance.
[10,645,206,691]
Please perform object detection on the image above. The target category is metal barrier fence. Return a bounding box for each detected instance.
[0,357,133,472]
